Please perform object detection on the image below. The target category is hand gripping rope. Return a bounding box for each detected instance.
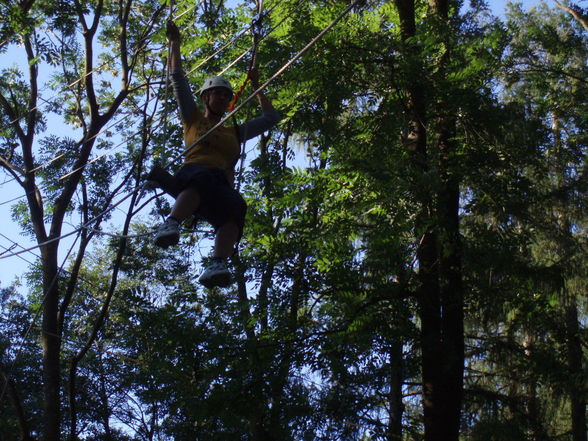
[228,1,263,112]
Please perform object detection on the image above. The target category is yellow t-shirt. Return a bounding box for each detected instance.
[183,106,240,171]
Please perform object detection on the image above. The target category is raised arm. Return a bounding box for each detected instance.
[238,66,281,140]
[166,21,197,122]
[249,66,275,114]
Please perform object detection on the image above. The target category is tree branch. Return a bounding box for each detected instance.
[0,367,35,441]
[554,0,588,32]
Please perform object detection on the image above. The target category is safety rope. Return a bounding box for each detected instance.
[228,13,260,112]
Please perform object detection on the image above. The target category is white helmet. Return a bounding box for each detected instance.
[199,76,233,97]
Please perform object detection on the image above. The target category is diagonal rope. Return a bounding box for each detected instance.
[0,0,363,253]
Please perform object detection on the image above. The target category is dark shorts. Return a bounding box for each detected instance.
[174,164,247,237]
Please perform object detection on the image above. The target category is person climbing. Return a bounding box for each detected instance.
[153,20,280,288]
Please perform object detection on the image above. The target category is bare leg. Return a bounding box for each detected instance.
[198,220,238,288]
[213,221,239,258]
[170,186,201,222]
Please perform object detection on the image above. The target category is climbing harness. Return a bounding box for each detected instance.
[144,0,263,199]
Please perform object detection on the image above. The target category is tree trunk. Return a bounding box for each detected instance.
[233,254,273,441]
[97,347,113,441]
[437,123,465,440]
[40,243,62,441]
[392,0,465,438]
[391,1,441,438]
[1,366,35,441]
[387,340,404,441]
[552,113,587,441]
[565,293,587,441]
[523,334,549,441]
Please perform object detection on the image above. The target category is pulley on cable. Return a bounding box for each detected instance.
[228,0,263,112]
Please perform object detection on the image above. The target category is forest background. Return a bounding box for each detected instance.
[0,0,586,440]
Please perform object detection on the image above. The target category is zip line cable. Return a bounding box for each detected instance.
[182,0,281,78]
[0,243,17,258]
[0,0,362,257]
[0,0,295,207]
[0,228,124,305]
[0,231,41,264]
[0,109,138,206]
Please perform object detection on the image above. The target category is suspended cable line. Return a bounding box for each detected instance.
[0,187,138,260]
[0,108,138,206]
[0,232,40,264]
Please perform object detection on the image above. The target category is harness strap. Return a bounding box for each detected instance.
[231,115,242,170]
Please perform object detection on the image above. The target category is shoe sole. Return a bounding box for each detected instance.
[154,232,179,248]
[199,272,232,289]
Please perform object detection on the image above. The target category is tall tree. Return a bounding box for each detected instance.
[1,1,586,440]
[0,0,163,438]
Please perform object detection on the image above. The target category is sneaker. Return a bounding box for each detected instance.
[154,218,180,248]
[198,259,231,288]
